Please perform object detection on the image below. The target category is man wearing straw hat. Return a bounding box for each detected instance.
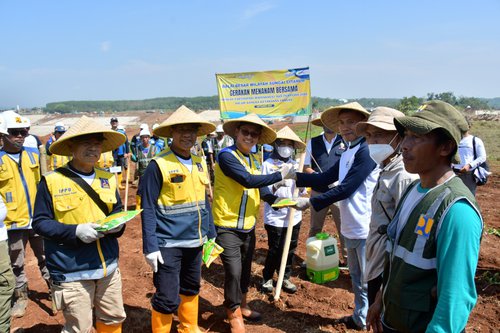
[366,102,483,333]
[260,126,307,295]
[139,105,216,333]
[212,113,295,333]
[0,110,51,318]
[355,107,418,306]
[303,115,347,266]
[33,115,127,333]
[293,102,379,330]
[46,123,71,171]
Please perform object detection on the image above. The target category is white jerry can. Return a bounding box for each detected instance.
[305,232,340,284]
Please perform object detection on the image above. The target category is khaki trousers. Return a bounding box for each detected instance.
[52,268,126,333]
[309,190,346,260]
[7,228,50,288]
[0,240,15,333]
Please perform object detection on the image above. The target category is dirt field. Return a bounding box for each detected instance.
[10,113,500,332]
[11,165,500,333]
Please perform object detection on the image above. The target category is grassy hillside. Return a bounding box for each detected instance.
[471,120,500,167]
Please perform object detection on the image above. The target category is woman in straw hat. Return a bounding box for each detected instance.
[139,105,216,333]
[212,113,295,332]
[33,115,128,333]
[260,126,306,295]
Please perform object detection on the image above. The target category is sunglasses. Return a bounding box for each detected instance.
[239,128,261,139]
[8,129,29,137]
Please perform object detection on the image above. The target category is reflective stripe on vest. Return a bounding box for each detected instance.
[157,200,206,216]
[392,187,451,270]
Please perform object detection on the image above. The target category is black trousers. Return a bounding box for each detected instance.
[152,246,202,314]
[263,222,301,281]
[216,228,255,310]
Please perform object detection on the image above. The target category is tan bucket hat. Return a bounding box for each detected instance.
[356,107,404,137]
[275,125,306,149]
[49,116,126,156]
[153,105,216,138]
[223,113,277,144]
[321,102,370,130]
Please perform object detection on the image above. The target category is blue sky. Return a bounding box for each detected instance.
[1,1,499,107]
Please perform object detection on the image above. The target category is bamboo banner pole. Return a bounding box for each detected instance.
[39,144,48,176]
[199,147,213,198]
[274,151,306,301]
[124,158,131,212]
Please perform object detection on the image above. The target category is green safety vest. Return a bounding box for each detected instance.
[383,177,481,333]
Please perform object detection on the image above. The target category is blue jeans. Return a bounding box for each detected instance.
[345,237,368,328]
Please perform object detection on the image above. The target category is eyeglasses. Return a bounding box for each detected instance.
[239,128,261,138]
[8,129,29,137]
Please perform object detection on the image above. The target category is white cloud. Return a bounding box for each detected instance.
[101,41,111,52]
[243,2,275,20]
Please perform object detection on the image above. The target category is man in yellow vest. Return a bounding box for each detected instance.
[46,123,71,171]
[140,105,216,333]
[212,113,295,333]
[96,151,115,171]
[0,114,15,332]
[33,116,127,333]
[0,110,51,318]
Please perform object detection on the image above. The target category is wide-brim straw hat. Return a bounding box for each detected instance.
[223,113,277,144]
[356,107,404,137]
[153,105,216,138]
[275,125,306,149]
[50,115,126,156]
[321,102,370,130]
[311,114,323,127]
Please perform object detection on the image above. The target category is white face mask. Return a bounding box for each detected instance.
[368,134,399,165]
[368,144,394,165]
[277,146,293,159]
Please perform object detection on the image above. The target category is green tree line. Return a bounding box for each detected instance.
[44,93,497,114]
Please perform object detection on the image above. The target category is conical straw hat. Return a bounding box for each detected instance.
[321,102,370,130]
[223,113,276,144]
[49,116,126,156]
[311,114,323,127]
[153,105,216,138]
[275,126,306,149]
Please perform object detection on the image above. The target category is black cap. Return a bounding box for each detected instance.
[110,117,118,123]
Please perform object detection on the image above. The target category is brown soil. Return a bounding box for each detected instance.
[12,150,500,333]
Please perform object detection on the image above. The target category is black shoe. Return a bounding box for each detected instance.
[282,279,297,294]
[261,279,273,293]
[338,316,366,331]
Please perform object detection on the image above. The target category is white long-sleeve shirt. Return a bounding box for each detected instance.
[452,135,487,170]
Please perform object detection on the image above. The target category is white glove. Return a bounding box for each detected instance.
[293,197,311,211]
[273,178,294,190]
[145,251,164,273]
[76,223,103,243]
[280,163,296,180]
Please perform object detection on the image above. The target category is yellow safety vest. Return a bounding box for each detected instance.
[44,167,119,280]
[212,149,261,231]
[0,148,40,229]
[49,154,71,171]
[154,149,210,244]
[96,151,114,170]
[45,167,117,225]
